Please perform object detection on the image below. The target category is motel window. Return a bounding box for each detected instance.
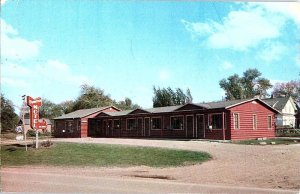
[171,116,184,130]
[152,117,162,130]
[268,116,272,129]
[234,113,240,129]
[127,118,136,130]
[253,114,257,130]
[114,119,121,130]
[211,114,222,129]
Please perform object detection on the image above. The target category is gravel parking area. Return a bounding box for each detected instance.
[2,138,300,190]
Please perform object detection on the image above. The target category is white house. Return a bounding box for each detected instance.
[263,96,297,128]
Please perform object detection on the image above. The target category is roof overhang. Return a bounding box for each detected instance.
[226,98,280,114]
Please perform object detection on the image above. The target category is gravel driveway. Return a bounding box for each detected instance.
[2,138,300,191]
[48,138,300,190]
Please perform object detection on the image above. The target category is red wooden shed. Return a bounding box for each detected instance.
[53,106,120,138]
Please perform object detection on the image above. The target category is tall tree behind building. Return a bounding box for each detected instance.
[272,80,300,103]
[152,86,193,107]
[72,84,114,111]
[219,68,272,100]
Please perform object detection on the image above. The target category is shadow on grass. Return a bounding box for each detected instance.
[3,144,33,152]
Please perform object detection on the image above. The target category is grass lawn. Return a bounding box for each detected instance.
[1,142,211,167]
[233,138,300,145]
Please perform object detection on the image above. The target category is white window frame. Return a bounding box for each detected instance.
[253,114,257,130]
[186,115,194,137]
[151,117,162,130]
[209,113,223,130]
[233,113,240,130]
[170,115,184,130]
[113,119,121,130]
[268,115,272,129]
[126,118,136,130]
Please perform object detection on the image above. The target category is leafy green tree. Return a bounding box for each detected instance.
[1,94,18,131]
[39,98,64,119]
[219,68,272,100]
[152,86,193,107]
[72,84,114,111]
[114,97,140,110]
[59,100,74,114]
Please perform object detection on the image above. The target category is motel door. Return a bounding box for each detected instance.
[196,115,205,139]
[186,115,194,138]
[137,118,144,136]
[144,118,150,137]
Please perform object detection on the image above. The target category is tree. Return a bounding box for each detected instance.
[219,68,272,100]
[59,100,74,114]
[152,86,193,107]
[114,97,140,110]
[272,80,300,103]
[1,94,18,131]
[72,84,114,111]
[39,98,64,119]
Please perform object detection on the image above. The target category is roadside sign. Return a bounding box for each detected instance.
[27,96,47,130]
[15,126,23,133]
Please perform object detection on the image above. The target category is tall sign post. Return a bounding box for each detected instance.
[26,96,47,149]
[22,95,28,151]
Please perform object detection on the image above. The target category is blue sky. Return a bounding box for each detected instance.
[1,1,300,110]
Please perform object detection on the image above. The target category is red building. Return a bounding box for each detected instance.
[53,106,120,137]
[53,98,279,140]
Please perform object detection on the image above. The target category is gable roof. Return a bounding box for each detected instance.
[262,97,296,112]
[54,106,114,119]
[146,105,183,113]
[196,98,280,113]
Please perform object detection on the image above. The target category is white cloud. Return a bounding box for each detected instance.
[1,63,30,77]
[220,61,233,70]
[158,69,170,81]
[36,60,91,85]
[252,2,300,25]
[258,42,287,63]
[1,19,42,60]
[1,0,7,5]
[2,77,29,88]
[2,60,91,90]
[181,3,295,51]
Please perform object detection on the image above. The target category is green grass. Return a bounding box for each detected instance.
[1,143,211,167]
[234,138,300,145]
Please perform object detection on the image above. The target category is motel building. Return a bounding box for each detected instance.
[53,98,279,140]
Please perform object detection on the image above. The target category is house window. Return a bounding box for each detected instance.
[253,114,257,130]
[211,114,222,129]
[233,113,240,129]
[170,116,184,130]
[113,119,121,129]
[268,116,272,129]
[152,117,162,130]
[127,118,136,130]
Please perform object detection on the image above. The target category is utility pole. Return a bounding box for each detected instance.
[22,95,28,151]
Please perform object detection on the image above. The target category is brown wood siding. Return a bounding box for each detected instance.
[229,101,276,140]
[53,119,80,138]
[81,108,119,137]
[204,113,231,140]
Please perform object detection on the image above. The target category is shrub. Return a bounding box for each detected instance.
[27,130,42,137]
[41,140,53,148]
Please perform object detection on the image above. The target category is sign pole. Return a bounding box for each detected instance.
[35,129,39,149]
[22,95,28,151]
